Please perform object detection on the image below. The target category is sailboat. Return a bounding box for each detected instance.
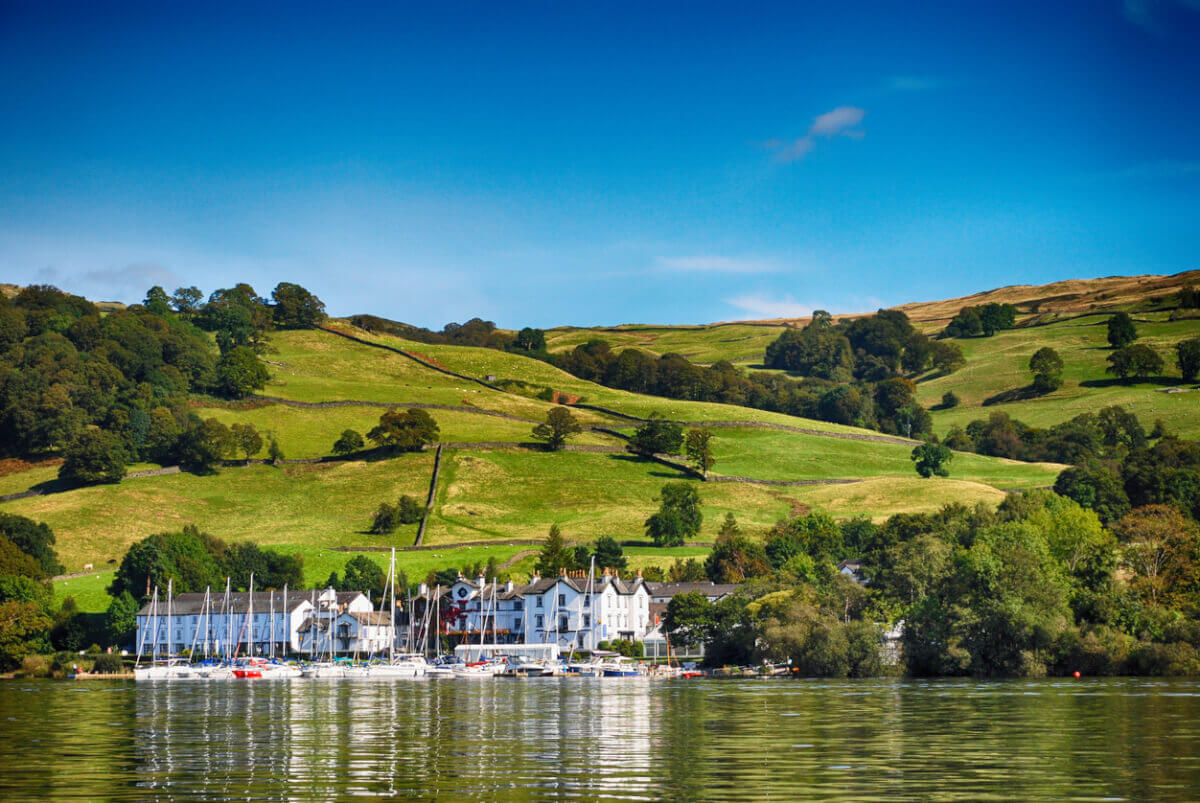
[363,549,427,678]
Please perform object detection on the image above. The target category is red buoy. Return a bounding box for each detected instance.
[1073,671,1081,678]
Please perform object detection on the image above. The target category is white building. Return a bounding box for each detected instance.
[420,568,652,651]
[135,588,375,658]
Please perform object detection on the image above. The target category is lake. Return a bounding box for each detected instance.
[1,677,1198,800]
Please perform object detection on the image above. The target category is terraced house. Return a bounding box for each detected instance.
[423,568,651,650]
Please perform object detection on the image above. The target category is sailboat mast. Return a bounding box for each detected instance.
[151,586,159,665]
[224,578,232,661]
[389,549,397,663]
[166,578,173,659]
[434,587,440,658]
[248,573,255,658]
[281,583,287,659]
[189,586,208,658]
[269,584,275,660]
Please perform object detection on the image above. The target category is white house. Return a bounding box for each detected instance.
[418,568,652,651]
[136,588,374,658]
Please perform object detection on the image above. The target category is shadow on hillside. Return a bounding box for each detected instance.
[1078,376,1184,389]
[982,385,1046,406]
[607,454,693,478]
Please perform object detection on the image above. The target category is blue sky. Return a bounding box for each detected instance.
[1,1,1198,328]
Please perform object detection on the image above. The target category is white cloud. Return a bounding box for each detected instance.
[769,105,867,162]
[725,293,814,319]
[656,255,779,274]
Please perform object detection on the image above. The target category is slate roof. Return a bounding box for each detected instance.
[644,581,741,599]
[137,590,365,617]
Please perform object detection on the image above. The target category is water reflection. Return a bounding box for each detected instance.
[2,678,1200,800]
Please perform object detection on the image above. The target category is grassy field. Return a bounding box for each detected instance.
[917,312,1200,438]
[705,427,1063,488]
[343,324,887,434]
[9,456,436,572]
[193,403,615,459]
[425,448,798,546]
[543,323,786,365]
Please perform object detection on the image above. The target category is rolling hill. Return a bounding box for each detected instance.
[9,270,1197,614]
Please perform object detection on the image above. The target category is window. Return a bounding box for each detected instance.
[583,614,591,628]
[515,600,524,611]
[514,618,522,631]
[536,597,543,608]
[560,616,569,632]
[584,595,590,609]
[535,615,544,629]
[558,593,565,606]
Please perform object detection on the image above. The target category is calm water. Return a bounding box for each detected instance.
[1,677,1199,800]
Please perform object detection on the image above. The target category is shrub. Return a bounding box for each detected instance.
[92,653,125,674]
[397,495,424,524]
[940,391,960,409]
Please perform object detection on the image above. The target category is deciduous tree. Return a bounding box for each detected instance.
[532,407,583,451]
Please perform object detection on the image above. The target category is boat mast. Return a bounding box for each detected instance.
[433,587,440,659]
[248,573,255,658]
[189,586,209,658]
[492,581,498,646]
[269,583,275,660]
[166,578,173,660]
[281,583,288,659]
[151,586,159,665]
[389,549,397,663]
[224,578,232,661]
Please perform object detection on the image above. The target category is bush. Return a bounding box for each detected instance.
[940,391,959,409]
[92,653,125,674]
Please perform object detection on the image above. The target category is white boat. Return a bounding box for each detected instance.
[301,661,345,678]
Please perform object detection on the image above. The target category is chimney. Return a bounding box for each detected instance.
[506,580,514,593]
[559,567,567,577]
[477,574,485,590]
[636,569,643,579]
[532,570,540,580]
[418,583,428,597]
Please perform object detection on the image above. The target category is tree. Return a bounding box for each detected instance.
[1113,505,1200,608]
[1106,344,1163,381]
[684,428,716,477]
[107,526,227,598]
[931,341,966,373]
[340,555,387,602]
[104,591,139,646]
[271,282,326,329]
[142,286,172,316]
[230,422,263,463]
[1176,337,1200,383]
[175,415,233,471]
[662,591,715,649]
[0,513,61,576]
[940,391,960,409]
[268,435,284,464]
[628,414,684,456]
[593,536,627,571]
[371,503,401,535]
[367,408,439,452]
[1107,312,1138,349]
[58,429,128,485]
[0,601,51,670]
[1029,347,1065,394]
[704,529,770,583]
[397,495,424,524]
[535,524,575,576]
[332,429,365,456]
[531,407,583,451]
[215,346,270,398]
[514,327,546,352]
[171,286,203,316]
[645,482,702,546]
[763,313,854,379]
[912,442,953,478]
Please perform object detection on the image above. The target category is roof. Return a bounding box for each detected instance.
[838,561,863,572]
[421,573,646,602]
[137,589,365,617]
[348,611,392,626]
[644,582,741,598]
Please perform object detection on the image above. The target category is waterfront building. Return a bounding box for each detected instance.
[419,568,652,651]
[135,588,374,658]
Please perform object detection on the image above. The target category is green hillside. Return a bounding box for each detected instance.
[918,310,1200,439]
[0,319,1070,615]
